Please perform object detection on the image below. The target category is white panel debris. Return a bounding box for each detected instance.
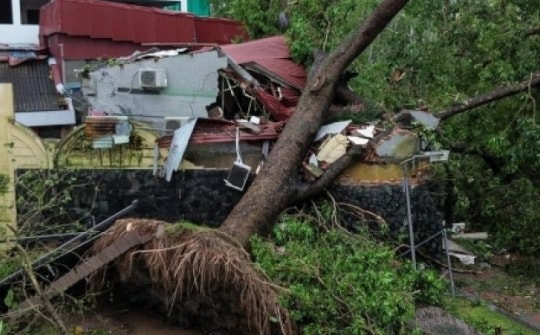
[314,120,352,142]
[317,134,349,164]
[164,118,197,182]
[351,124,375,138]
[347,136,370,145]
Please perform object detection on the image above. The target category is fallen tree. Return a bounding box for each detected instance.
[88,1,540,334]
[13,0,540,333]
[87,1,411,334]
[220,0,410,248]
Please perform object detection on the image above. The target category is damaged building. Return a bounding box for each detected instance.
[0,0,451,330]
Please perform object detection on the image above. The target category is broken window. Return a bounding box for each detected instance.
[20,0,48,25]
[0,1,13,24]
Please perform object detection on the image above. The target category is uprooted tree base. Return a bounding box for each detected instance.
[89,219,293,335]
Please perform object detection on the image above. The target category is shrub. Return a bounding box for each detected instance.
[252,215,446,334]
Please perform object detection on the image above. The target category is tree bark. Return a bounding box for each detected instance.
[219,0,410,248]
[437,72,540,121]
[525,27,540,37]
[334,71,366,106]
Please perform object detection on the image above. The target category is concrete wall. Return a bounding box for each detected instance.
[1,84,51,238]
[83,50,226,129]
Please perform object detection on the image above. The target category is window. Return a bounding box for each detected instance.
[0,1,13,24]
[20,0,48,25]
[162,2,181,12]
[25,9,39,24]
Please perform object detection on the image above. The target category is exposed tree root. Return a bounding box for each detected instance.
[90,218,293,335]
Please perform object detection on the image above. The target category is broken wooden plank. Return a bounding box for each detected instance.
[13,231,153,316]
[452,232,488,240]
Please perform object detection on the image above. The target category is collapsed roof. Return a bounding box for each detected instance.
[221,35,306,90]
[80,35,424,185]
[81,35,306,128]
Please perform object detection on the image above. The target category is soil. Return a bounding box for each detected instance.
[66,307,201,335]
[72,256,540,335]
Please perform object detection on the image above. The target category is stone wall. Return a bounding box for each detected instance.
[16,169,444,255]
[330,181,445,255]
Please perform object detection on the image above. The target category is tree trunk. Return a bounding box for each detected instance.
[219,0,410,248]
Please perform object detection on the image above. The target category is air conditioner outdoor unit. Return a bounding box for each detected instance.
[164,116,190,131]
[138,69,167,89]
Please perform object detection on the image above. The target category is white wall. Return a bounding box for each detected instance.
[0,25,39,45]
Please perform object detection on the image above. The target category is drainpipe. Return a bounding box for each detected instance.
[58,43,66,84]
[48,57,64,94]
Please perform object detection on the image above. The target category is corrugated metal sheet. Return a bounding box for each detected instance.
[39,0,247,49]
[165,118,197,181]
[0,60,63,113]
[40,0,196,43]
[46,34,144,60]
[195,17,247,44]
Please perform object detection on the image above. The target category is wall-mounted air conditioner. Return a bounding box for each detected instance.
[164,116,190,131]
[138,69,167,89]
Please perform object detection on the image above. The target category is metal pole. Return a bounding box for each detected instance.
[0,232,87,244]
[403,163,416,269]
[400,230,443,256]
[442,228,456,296]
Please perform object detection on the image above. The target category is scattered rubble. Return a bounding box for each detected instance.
[78,35,428,187]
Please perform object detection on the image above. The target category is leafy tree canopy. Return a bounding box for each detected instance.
[212,0,540,255]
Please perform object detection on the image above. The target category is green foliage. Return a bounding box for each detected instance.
[252,215,446,334]
[3,289,15,310]
[0,254,22,280]
[0,174,8,194]
[16,170,94,236]
[506,257,540,284]
[216,0,540,255]
[210,0,282,38]
[447,297,538,335]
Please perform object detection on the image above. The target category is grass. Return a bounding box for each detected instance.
[446,296,539,335]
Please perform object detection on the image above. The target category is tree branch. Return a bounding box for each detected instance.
[525,27,540,37]
[295,145,364,202]
[12,243,70,335]
[449,144,504,175]
[335,70,366,106]
[437,72,540,121]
